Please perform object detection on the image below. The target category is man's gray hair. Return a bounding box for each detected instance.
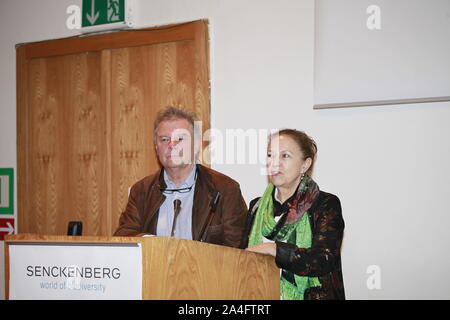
[153,106,198,137]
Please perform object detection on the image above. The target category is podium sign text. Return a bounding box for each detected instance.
[8,242,142,300]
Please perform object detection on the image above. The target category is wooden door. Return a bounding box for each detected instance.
[17,21,210,236]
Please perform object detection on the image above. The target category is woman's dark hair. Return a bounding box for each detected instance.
[271,129,318,176]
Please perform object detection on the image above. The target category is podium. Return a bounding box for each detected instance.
[4,234,280,300]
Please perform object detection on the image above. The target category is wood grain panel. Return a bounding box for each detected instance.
[24,52,105,236]
[24,22,199,59]
[16,46,29,235]
[193,23,211,163]
[109,39,209,233]
[17,21,211,237]
[147,237,281,299]
[110,45,157,232]
[64,52,106,236]
[27,57,64,235]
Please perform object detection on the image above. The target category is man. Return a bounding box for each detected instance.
[114,106,248,248]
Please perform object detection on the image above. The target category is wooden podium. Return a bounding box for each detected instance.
[4,234,280,300]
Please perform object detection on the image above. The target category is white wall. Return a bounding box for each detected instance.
[315,0,450,105]
[1,0,449,299]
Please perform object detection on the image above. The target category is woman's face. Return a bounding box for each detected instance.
[267,135,312,190]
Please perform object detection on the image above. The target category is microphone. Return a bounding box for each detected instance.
[67,221,83,236]
[199,191,221,242]
[209,192,221,213]
[170,199,182,237]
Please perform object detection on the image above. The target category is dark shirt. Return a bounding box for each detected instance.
[271,184,299,217]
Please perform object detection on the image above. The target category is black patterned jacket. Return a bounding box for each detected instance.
[242,191,346,300]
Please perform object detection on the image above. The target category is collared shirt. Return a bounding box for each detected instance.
[156,166,196,240]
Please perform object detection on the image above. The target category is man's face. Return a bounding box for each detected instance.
[155,118,195,169]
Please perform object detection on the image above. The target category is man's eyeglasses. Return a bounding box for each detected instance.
[160,185,194,194]
[160,170,197,194]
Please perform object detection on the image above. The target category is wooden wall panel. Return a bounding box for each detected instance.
[64,52,106,236]
[27,57,63,234]
[110,46,156,231]
[17,21,211,237]
[23,52,106,236]
[109,40,204,233]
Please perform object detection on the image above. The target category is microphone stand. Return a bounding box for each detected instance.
[170,199,182,237]
[199,191,221,242]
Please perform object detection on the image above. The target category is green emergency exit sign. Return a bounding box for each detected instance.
[82,0,125,27]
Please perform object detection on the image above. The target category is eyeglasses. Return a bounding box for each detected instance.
[160,170,197,194]
[160,185,194,194]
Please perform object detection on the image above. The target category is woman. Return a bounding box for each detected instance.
[244,129,345,300]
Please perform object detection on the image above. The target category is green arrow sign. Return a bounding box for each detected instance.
[82,0,125,27]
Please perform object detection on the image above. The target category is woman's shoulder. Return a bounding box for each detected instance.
[312,191,343,219]
[248,197,261,212]
[318,191,341,206]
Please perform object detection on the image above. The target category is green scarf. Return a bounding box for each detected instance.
[248,175,321,300]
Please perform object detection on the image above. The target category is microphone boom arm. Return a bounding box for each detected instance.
[199,191,221,242]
